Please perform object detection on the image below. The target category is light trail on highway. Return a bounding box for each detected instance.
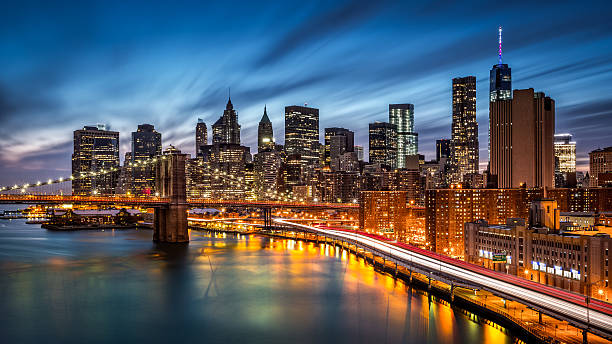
[274,218,612,338]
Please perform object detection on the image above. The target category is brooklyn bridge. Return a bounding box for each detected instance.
[1,151,612,342]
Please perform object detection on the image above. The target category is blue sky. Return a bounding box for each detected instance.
[1,0,611,185]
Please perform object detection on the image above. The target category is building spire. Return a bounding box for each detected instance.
[226,88,233,109]
[498,26,503,66]
[260,104,271,123]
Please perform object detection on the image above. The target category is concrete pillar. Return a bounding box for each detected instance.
[154,152,189,243]
[538,311,542,324]
[262,208,272,230]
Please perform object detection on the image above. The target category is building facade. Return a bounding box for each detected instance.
[368,122,397,168]
[354,145,364,161]
[590,147,612,187]
[131,124,162,195]
[359,191,426,246]
[199,143,250,199]
[285,105,319,174]
[425,188,544,257]
[72,125,120,196]
[490,89,555,188]
[436,139,450,162]
[315,171,360,203]
[195,119,207,156]
[324,127,354,168]
[426,187,612,257]
[389,104,417,168]
[253,150,282,199]
[554,133,576,188]
[450,76,479,183]
[554,134,576,173]
[212,97,241,145]
[465,200,611,301]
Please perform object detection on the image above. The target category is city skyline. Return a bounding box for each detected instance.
[2,1,612,185]
[2,3,612,343]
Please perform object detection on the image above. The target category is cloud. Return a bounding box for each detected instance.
[1,1,612,183]
[252,0,389,68]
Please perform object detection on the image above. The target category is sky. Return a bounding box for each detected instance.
[1,0,611,185]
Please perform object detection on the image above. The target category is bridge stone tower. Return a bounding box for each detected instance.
[154,149,189,243]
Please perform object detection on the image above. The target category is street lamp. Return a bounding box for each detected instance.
[586,296,590,329]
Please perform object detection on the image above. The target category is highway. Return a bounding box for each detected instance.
[274,218,612,339]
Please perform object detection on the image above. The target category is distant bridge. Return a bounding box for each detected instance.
[0,195,358,210]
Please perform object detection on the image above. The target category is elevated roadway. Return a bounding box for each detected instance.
[274,218,612,340]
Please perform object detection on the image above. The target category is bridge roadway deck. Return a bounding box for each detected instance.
[273,218,612,340]
[0,195,358,210]
[0,195,171,206]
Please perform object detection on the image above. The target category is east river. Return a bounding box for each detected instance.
[0,207,516,344]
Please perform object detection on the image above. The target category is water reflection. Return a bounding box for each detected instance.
[0,221,515,344]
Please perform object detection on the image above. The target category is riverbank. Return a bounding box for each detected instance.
[191,225,610,344]
[42,223,152,231]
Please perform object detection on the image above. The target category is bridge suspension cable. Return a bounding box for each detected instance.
[0,155,167,194]
[0,154,296,202]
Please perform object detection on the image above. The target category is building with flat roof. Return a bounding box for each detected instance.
[465,200,611,301]
[359,191,426,247]
[368,122,397,168]
[389,104,417,168]
[195,119,207,156]
[590,146,612,187]
[131,124,162,195]
[72,125,120,196]
[450,76,479,183]
[285,105,319,175]
[490,89,555,188]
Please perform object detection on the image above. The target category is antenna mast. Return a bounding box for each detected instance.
[498,26,503,66]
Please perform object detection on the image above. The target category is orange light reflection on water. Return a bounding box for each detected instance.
[188,231,514,343]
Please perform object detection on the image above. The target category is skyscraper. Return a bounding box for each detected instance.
[324,127,354,167]
[490,89,555,188]
[131,124,162,195]
[257,106,274,153]
[436,139,450,162]
[368,122,397,168]
[389,104,417,168]
[195,119,207,156]
[285,105,319,172]
[589,147,612,187]
[488,26,512,188]
[554,133,576,188]
[72,125,120,196]
[200,143,250,199]
[212,97,241,145]
[254,150,282,199]
[554,134,576,173]
[450,76,479,182]
[489,27,512,102]
[354,145,364,161]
